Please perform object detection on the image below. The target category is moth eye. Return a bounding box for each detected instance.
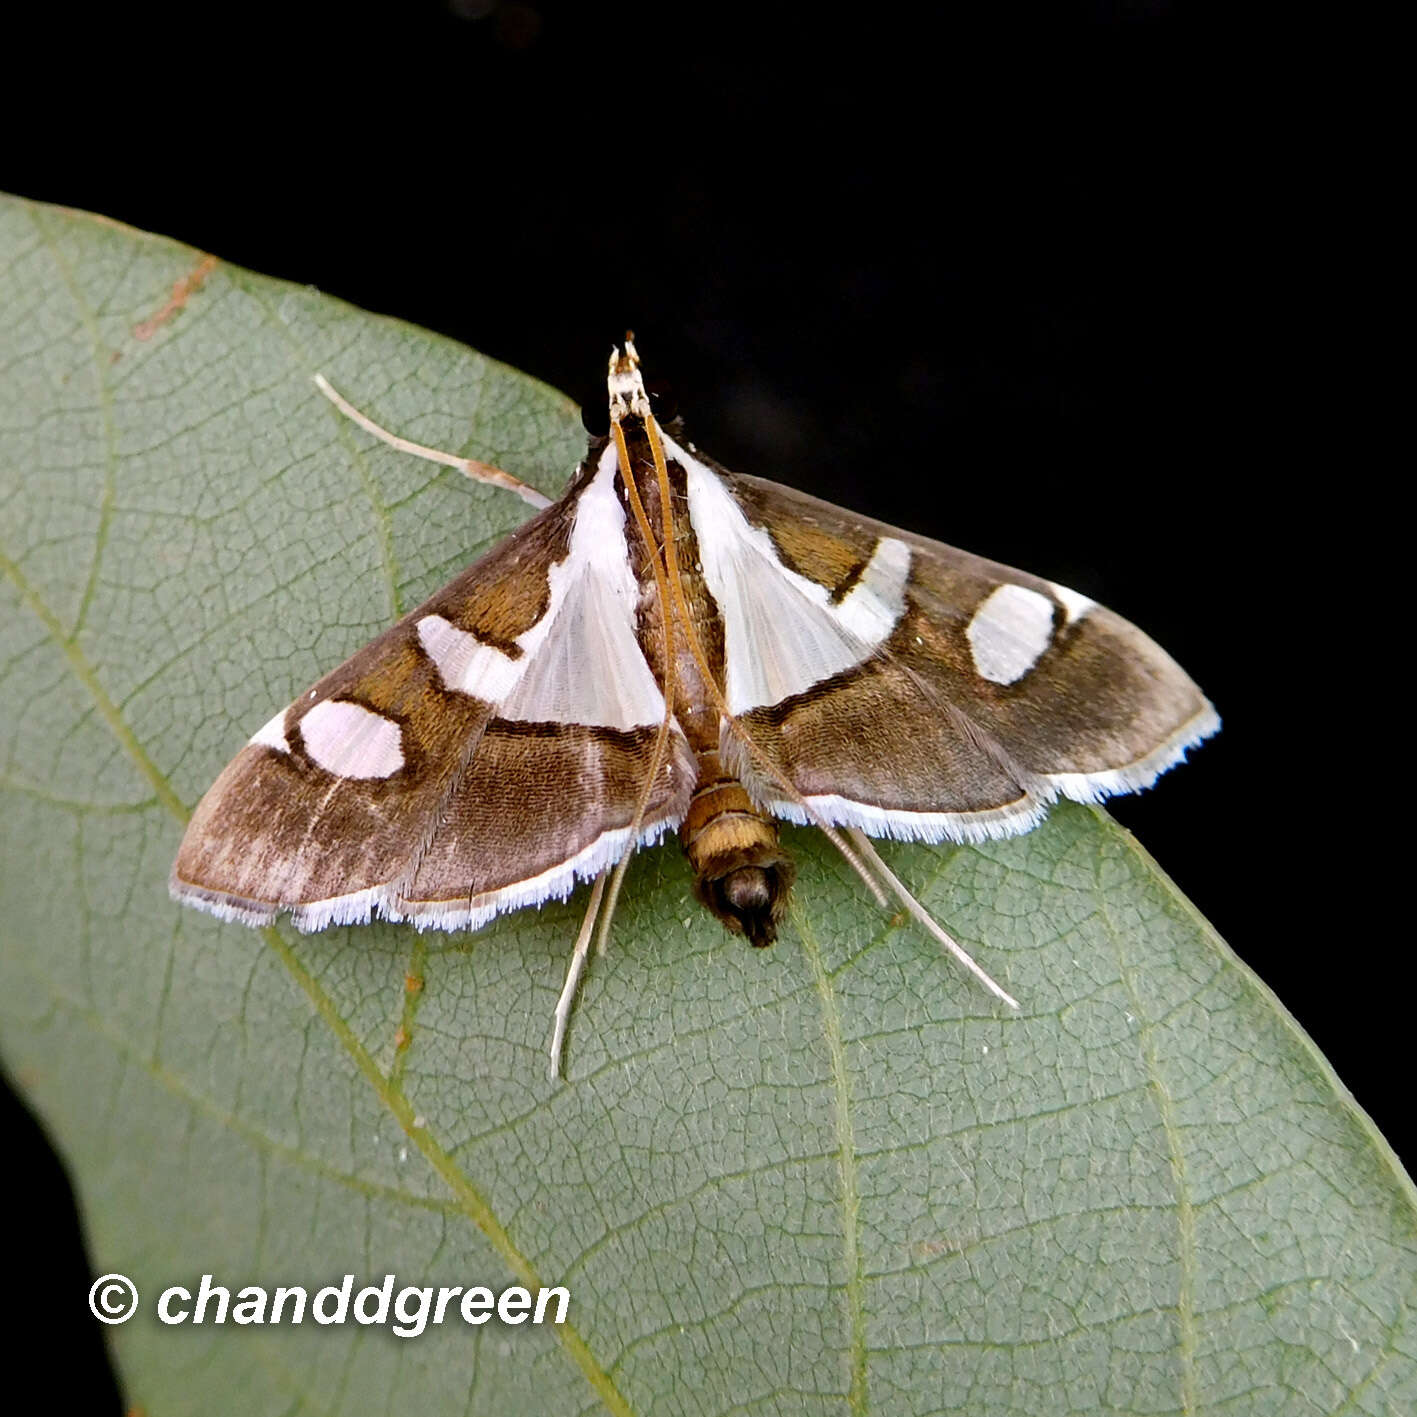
[647,379,679,424]
[581,400,611,438]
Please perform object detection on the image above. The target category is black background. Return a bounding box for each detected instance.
[3,3,1375,1408]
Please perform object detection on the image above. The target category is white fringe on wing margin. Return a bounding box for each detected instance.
[763,790,1053,846]
[760,701,1220,845]
[171,704,1220,931]
[168,872,281,928]
[1045,702,1221,805]
[291,884,399,933]
[386,816,680,934]
[170,817,682,935]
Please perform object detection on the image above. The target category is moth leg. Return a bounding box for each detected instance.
[844,828,1021,1011]
[548,871,610,1081]
[312,374,553,510]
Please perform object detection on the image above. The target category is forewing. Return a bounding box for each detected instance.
[172,451,691,932]
[675,444,1215,844]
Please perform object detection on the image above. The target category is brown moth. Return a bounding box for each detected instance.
[171,339,1217,1072]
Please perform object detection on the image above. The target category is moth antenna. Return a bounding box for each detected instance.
[547,495,679,1077]
[312,374,553,510]
[635,412,888,908]
[548,871,608,1081]
[594,705,676,964]
[573,704,678,1076]
[599,420,683,965]
[549,440,682,1075]
[844,828,1021,1010]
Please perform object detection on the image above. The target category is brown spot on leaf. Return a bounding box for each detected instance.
[910,1236,959,1262]
[133,254,219,340]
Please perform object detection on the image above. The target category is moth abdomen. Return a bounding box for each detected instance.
[681,752,795,948]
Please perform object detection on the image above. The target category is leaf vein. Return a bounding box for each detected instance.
[1094,840,1199,1417]
[796,902,870,1416]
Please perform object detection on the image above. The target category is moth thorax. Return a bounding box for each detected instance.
[681,754,795,949]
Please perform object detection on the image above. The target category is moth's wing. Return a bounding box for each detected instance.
[389,718,692,930]
[668,433,1215,845]
[173,451,692,931]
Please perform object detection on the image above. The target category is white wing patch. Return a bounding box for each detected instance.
[669,432,910,713]
[417,444,666,731]
[416,615,522,702]
[299,699,405,779]
[249,710,290,753]
[966,583,1057,685]
[1049,581,1095,625]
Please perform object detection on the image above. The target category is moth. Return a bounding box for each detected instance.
[171,338,1217,1073]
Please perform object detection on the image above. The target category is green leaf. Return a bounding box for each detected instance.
[2,193,1413,1417]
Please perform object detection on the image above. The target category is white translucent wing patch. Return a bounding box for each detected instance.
[498,551,649,727]
[248,710,290,752]
[669,432,910,713]
[966,583,1057,685]
[298,699,405,779]
[416,615,522,702]
[418,443,665,731]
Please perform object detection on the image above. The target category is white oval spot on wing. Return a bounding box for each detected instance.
[300,699,405,779]
[967,583,1056,684]
[248,710,289,753]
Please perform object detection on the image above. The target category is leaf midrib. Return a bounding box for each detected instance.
[1096,860,1198,1417]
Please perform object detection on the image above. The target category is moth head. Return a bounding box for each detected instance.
[607,331,652,423]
